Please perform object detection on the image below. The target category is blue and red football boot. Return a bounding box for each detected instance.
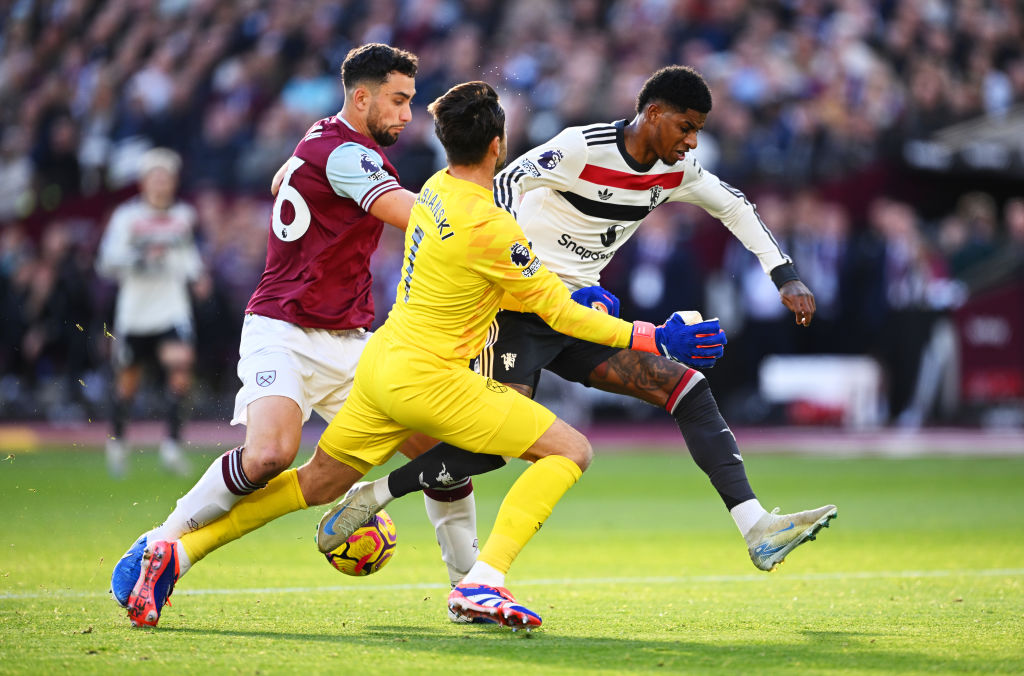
[127,540,180,627]
[448,583,541,630]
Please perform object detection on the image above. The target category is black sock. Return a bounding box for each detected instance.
[166,394,183,441]
[111,397,128,439]
[388,442,507,498]
[671,379,755,510]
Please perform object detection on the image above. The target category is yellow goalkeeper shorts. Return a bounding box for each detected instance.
[318,329,556,474]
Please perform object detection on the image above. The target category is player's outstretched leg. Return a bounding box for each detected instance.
[745,504,838,571]
[448,583,539,629]
[588,353,840,570]
[109,444,261,610]
[127,540,181,627]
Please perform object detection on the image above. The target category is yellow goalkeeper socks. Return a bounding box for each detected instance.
[476,455,582,575]
[181,468,307,564]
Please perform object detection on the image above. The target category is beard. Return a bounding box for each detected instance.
[367,104,400,147]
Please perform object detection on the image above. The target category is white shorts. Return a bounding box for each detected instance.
[231,314,370,426]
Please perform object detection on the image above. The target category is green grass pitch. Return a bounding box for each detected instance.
[1,447,1022,674]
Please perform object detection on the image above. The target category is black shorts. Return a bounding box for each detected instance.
[114,325,194,370]
[475,310,620,389]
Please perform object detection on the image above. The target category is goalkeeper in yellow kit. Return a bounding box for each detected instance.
[313,81,723,629]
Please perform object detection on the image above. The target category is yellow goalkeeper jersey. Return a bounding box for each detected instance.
[382,168,633,363]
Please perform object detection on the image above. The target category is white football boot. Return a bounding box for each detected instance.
[746,504,838,571]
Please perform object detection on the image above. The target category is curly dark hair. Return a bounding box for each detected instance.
[341,43,418,90]
[636,66,712,115]
[427,81,506,166]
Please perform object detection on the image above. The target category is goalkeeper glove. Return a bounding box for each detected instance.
[629,312,727,368]
[570,285,620,317]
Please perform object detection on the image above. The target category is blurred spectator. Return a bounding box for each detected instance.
[16,222,95,417]
[236,104,300,192]
[0,225,36,388]
[77,69,119,195]
[949,196,1024,296]
[869,200,965,425]
[1005,198,1024,252]
[721,192,796,379]
[388,114,443,192]
[0,217,104,422]
[95,148,203,477]
[33,113,82,208]
[280,55,341,118]
[368,225,408,332]
[186,103,248,191]
[944,191,1000,278]
[127,46,177,118]
[788,195,853,354]
[190,188,266,403]
[0,128,33,220]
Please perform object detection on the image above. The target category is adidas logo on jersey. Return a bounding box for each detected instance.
[597,188,613,201]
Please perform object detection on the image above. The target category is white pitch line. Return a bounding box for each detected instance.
[2,568,1022,601]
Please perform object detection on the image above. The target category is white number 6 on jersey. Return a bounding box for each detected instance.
[271,156,311,241]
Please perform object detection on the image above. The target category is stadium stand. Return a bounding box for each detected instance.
[1,0,1022,430]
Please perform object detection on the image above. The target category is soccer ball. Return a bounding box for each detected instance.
[323,511,397,576]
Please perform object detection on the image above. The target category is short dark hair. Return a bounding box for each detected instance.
[341,43,418,90]
[636,66,712,115]
[427,81,505,166]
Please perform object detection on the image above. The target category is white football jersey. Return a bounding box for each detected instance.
[96,197,203,336]
[494,120,791,292]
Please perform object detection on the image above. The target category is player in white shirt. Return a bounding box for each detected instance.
[494,114,793,294]
[96,148,202,478]
[326,66,837,576]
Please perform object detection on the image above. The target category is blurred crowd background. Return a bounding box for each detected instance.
[2,0,1022,431]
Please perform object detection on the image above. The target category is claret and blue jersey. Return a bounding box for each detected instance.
[246,115,402,331]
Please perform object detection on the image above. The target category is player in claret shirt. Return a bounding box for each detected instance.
[108,43,473,628]
[326,66,837,582]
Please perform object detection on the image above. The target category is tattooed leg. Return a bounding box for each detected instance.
[587,349,683,407]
